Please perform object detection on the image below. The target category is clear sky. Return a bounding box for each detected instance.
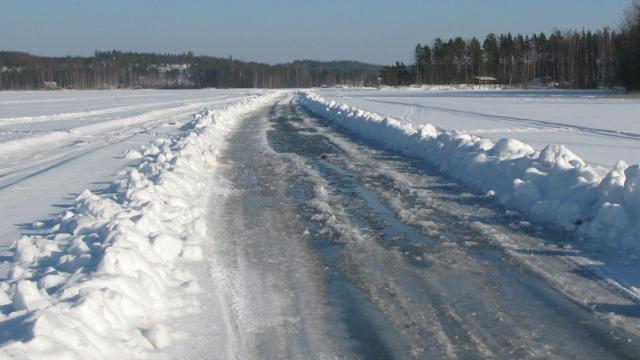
[0,0,631,65]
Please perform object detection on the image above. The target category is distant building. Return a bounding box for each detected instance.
[42,81,59,90]
[474,76,497,85]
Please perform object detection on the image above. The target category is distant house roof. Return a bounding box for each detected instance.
[42,81,59,89]
[475,76,497,81]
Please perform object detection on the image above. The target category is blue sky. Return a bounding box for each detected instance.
[0,0,631,64]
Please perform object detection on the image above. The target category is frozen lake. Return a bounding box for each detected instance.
[315,88,640,172]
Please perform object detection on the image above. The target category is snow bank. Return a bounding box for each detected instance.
[0,92,277,359]
[299,91,640,248]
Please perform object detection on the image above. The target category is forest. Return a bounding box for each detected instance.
[0,51,380,90]
[381,1,640,90]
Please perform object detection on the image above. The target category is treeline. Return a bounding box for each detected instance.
[382,29,619,88]
[410,30,617,88]
[618,0,640,90]
[382,1,640,90]
[0,51,381,90]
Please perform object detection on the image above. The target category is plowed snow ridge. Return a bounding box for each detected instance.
[0,92,279,359]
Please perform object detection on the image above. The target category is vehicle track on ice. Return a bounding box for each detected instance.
[207,95,640,359]
[364,98,640,141]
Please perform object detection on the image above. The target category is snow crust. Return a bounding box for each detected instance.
[299,91,640,247]
[0,93,277,359]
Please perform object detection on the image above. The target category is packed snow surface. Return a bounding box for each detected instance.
[299,91,640,249]
[0,90,278,358]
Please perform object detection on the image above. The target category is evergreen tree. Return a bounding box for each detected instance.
[483,34,500,79]
[468,37,483,79]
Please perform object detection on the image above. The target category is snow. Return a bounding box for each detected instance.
[1,86,638,357]
[0,89,261,254]
[0,90,279,358]
[299,91,640,250]
[314,88,638,171]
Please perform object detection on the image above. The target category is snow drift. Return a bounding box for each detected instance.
[299,91,640,248]
[0,93,277,359]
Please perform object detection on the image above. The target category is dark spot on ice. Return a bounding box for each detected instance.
[574,219,584,226]
[320,154,328,160]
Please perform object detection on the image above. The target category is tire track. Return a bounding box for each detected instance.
[365,98,640,141]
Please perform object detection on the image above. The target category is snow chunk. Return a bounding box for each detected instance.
[125,149,143,160]
[12,280,48,312]
[538,144,585,169]
[417,124,438,140]
[489,138,534,161]
[152,234,184,262]
[14,237,39,266]
[144,324,172,349]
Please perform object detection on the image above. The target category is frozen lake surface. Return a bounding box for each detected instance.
[315,88,640,172]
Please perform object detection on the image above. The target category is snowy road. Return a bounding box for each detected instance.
[197,95,640,359]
